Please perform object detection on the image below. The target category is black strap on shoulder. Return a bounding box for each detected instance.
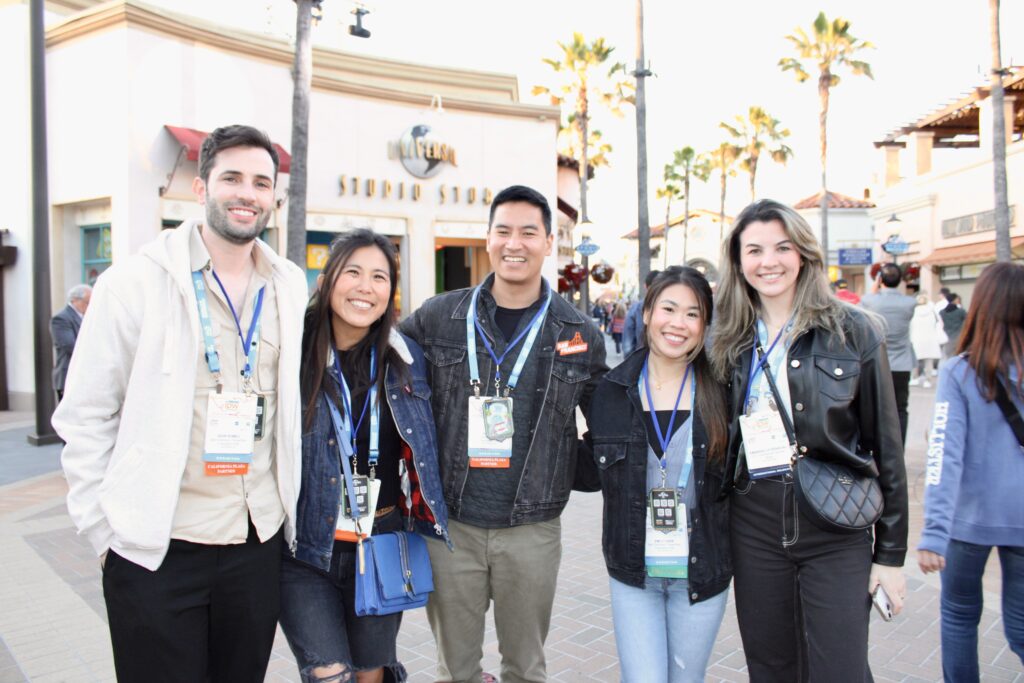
[755,342,799,448]
[993,379,1024,450]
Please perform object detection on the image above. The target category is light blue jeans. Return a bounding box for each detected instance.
[609,576,728,683]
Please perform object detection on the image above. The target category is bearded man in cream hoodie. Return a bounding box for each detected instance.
[53,125,308,683]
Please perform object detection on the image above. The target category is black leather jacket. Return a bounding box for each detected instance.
[577,350,732,603]
[724,308,909,567]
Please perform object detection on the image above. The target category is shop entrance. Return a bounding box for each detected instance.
[434,238,489,294]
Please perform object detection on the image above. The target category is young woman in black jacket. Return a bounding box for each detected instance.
[579,266,731,682]
[711,199,908,682]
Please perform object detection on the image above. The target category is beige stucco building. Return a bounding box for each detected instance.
[1,0,560,410]
[871,68,1024,307]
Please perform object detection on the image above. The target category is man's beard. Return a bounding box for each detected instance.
[204,198,271,245]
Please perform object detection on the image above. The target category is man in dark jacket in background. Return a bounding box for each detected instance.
[50,284,91,400]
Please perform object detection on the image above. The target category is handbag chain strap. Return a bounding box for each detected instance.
[994,378,1024,451]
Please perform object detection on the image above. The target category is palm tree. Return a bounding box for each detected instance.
[535,33,634,310]
[635,0,653,297]
[286,0,317,268]
[990,0,1011,261]
[698,142,741,246]
[656,164,683,267]
[720,106,793,200]
[779,12,873,267]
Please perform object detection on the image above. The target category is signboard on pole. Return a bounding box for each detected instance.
[576,241,600,257]
[838,248,873,266]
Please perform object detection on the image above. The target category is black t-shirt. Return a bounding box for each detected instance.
[494,305,529,342]
[335,351,401,513]
[643,409,690,457]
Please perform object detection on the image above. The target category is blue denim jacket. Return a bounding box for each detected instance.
[290,333,451,572]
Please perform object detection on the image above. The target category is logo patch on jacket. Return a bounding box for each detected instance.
[556,332,588,356]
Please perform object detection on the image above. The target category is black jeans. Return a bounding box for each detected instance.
[891,371,911,445]
[731,475,874,682]
[102,520,283,683]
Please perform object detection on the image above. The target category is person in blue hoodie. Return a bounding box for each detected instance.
[918,261,1024,682]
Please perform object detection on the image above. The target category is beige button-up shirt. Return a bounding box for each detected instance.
[170,227,285,544]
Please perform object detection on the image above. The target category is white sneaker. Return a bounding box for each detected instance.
[923,380,932,388]
[909,377,921,386]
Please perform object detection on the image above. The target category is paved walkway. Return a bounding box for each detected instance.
[1,349,1021,682]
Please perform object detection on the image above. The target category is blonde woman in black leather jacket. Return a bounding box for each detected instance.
[711,199,908,682]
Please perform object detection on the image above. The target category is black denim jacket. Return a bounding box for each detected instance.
[400,275,608,526]
[576,349,733,603]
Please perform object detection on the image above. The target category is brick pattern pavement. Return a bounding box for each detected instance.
[0,371,1021,681]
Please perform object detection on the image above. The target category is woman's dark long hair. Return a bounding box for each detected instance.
[957,262,1024,399]
[642,266,729,461]
[300,229,407,430]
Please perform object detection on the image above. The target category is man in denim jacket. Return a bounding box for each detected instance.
[402,185,607,683]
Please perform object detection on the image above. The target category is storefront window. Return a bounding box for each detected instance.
[81,223,112,285]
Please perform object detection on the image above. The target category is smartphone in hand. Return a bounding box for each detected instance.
[872,585,894,622]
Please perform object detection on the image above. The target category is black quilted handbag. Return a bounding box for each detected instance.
[757,343,883,534]
[792,455,883,534]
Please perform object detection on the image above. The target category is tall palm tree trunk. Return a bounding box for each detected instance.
[578,92,590,313]
[749,153,758,200]
[286,0,314,268]
[818,73,831,268]
[683,174,691,266]
[719,152,727,247]
[635,0,651,296]
[991,0,1011,262]
[663,197,672,267]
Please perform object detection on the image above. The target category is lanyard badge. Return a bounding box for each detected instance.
[464,283,552,466]
[640,358,695,533]
[327,348,381,524]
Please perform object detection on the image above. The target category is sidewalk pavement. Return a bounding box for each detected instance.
[1,350,1021,682]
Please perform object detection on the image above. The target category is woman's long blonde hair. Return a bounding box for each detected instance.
[711,199,850,379]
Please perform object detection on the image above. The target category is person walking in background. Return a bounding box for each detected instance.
[940,293,966,359]
[833,278,861,305]
[50,284,91,401]
[910,294,944,388]
[623,270,660,356]
[861,263,917,444]
[577,267,732,682]
[712,200,908,682]
[918,262,1024,682]
[934,286,951,317]
[610,302,627,355]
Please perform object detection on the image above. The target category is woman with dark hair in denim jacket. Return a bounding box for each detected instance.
[280,229,450,683]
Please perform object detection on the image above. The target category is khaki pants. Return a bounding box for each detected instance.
[426,517,562,683]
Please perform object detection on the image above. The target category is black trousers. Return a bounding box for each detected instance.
[891,371,911,446]
[731,476,874,682]
[102,520,283,683]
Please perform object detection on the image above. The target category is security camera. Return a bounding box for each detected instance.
[349,7,370,39]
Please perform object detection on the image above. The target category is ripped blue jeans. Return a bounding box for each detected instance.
[609,576,728,683]
[280,510,407,683]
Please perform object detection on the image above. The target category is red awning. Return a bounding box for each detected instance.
[164,125,291,174]
[920,235,1024,265]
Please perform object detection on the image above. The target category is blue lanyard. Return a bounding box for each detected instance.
[190,270,265,389]
[640,357,695,489]
[325,395,367,534]
[743,319,791,409]
[333,348,379,469]
[466,283,552,394]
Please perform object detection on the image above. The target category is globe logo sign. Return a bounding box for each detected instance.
[390,125,458,179]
